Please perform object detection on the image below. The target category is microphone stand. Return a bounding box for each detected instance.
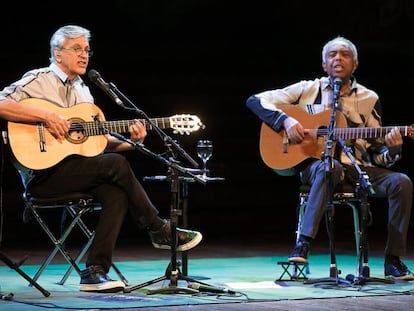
[304,79,350,286]
[99,83,216,294]
[336,140,393,285]
[108,82,199,168]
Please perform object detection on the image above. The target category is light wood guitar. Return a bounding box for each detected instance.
[8,98,204,170]
[260,105,414,175]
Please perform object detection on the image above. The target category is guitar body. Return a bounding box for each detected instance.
[259,105,347,174]
[8,99,108,170]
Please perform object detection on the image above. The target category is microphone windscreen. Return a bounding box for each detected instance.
[88,69,99,81]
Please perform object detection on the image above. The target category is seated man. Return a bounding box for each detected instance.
[0,24,203,293]
[246,36,413,280]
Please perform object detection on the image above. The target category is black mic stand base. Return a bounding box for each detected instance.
[123,261,200,295]
[304,278,350,286]
[303,266,351,286]
[350,276,394,286]
[348,266,394,286]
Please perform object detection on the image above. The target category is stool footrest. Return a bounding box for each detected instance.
[276,261,308,281]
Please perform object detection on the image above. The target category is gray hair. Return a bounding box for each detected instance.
[49,25,91,63]
[322,36,358,62]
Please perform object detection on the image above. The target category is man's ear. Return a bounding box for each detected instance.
[322,61,327,72]
[54,48,61,62]
[352,60,359,73]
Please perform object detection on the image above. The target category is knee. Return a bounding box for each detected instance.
[105,154,131,175]
[397,173,413,193]
[387,173,413,196]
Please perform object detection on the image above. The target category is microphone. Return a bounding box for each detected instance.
[187,282,236,295]
[333,77,342,103]
[88,69,124,106]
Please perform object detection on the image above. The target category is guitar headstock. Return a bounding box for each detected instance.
[170,114,205,135]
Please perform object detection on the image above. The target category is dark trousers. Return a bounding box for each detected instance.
[300,159,412,257]
[27,153,160,272]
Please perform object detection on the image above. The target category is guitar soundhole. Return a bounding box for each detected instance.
[66,118,87,144]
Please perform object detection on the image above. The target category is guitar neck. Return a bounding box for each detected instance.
[76,118,170,136]
[313,125,412,139]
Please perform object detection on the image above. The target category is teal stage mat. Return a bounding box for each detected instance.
[1,254,414,310]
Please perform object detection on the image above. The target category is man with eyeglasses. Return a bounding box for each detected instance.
[0,25,203,293]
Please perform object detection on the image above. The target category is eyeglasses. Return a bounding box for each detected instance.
[60,46,93,57]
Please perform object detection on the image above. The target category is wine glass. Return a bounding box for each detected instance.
[196,140,213,178]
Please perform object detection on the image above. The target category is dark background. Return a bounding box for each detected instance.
[1,1,414,247]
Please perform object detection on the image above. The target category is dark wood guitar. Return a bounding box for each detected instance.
[259,105,414,175]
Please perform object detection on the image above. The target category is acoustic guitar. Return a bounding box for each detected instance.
[259,105,414,175]
[7,98,204,170]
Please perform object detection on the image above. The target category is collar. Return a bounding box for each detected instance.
[49,63,83,85]
[321,76,358,94]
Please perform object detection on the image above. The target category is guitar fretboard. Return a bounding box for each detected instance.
[69,118,170,136]
[311,126,411,139]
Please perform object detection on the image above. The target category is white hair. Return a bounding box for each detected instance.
[322,36,358,62]
[49,25,91,63]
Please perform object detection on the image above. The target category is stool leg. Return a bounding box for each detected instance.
[295,195,310,274]
[61,205,129,286]
[0,252,50,297]
[30,205,84,284]
[348,202,361,271]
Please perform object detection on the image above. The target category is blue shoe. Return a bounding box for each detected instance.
[288,241,310,264]
[80,265,125,293]
[384,256,414,281]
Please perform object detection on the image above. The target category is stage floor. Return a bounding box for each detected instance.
[1,232,414,310]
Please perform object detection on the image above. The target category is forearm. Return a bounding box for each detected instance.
[246,95,288,131]
[0,99,49,124]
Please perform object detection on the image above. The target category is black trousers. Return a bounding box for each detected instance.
[27,153,160,272]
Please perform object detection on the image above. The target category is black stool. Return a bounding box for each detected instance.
[23,192,128,286]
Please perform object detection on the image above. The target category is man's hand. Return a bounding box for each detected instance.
[129,119,147,143]
[385,127,403,158]
[284,117,306,143]
[46,112,70,142]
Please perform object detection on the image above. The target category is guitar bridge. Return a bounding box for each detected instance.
[282,131,289,153]
[38,123,46,152]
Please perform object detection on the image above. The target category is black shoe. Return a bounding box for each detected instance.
[80,265,125,293]
[149,220,202,251]
[384,256,414,281]
[288,241,310,263]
